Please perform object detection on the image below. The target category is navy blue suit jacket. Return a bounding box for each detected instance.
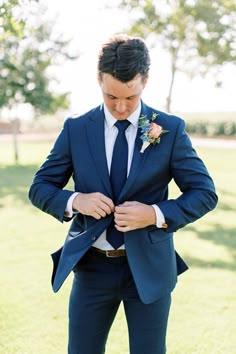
[29,102,217,304]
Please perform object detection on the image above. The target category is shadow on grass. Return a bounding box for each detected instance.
[215,187,236,212]
[0,164,38,205]
[182,223,236,272]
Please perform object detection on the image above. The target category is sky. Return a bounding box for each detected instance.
[44,0,235,115]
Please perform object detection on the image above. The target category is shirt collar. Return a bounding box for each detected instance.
[104,102,141,129]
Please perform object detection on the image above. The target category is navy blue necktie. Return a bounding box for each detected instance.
[106,120,130,249]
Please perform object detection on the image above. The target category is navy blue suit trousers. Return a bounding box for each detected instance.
[68,249,171,354]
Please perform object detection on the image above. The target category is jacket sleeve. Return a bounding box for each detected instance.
[28,119,75,222]
[157,119,218,233]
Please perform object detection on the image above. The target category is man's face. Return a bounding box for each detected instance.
[98,73,148,120]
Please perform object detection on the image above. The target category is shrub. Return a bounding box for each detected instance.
[186,120,236,137]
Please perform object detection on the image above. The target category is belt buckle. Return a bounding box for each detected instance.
[105,250,118,258]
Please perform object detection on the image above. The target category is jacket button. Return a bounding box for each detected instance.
[92,236,96,241]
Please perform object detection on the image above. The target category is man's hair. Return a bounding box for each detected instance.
[97,33,150,83]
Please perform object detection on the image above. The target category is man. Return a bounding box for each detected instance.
[29,34,218,354]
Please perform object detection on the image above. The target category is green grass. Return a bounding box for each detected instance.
[0,139,236,353]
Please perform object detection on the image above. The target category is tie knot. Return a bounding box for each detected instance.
[115,120,130,132]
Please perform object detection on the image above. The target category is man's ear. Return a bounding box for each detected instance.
[97,74,102,86]
[143,76,149,88]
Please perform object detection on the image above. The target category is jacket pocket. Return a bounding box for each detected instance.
[68,214,88,238]
[68,230,86,238]
[148,229,172,244]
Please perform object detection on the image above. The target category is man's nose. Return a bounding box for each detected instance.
[115,100,126,112]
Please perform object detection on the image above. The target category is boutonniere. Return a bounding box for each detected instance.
[138,112,169,153]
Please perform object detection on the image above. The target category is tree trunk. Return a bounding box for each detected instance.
[166,48,179,112]
[166,68,175,112]
[12,119,19,164]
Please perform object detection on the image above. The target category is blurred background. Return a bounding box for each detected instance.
[1,0,236,153]
[0,1,236,353]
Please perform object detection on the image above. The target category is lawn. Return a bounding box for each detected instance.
[0,137,235,354]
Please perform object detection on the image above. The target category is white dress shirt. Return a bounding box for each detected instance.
[66,102,165,250]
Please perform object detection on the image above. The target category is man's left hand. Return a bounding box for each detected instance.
[114,201,156,231]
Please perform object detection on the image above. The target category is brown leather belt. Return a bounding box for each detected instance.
[91,247,126,258]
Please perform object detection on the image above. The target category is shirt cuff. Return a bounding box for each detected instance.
[152,204,166,228]
[65,192,79,217]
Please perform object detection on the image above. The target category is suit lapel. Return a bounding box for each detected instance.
[85,105,112,197]
[119,103,153,201]
[85,103,154,202]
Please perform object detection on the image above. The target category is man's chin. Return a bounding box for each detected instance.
[113,112,130,120]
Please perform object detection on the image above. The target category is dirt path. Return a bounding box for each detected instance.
[190,137,236,149]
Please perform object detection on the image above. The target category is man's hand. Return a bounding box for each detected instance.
[72,192,115,220]
[114,201,156,231]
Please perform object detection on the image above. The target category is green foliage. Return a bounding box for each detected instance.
[0,0,25,37]
[180,112,236,137]
[186,120,236,137]
[186,0,236,69]
[121,0,236,66]
[0,0,77,116]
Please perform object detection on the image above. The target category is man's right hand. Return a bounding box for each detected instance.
[72,192,115,220]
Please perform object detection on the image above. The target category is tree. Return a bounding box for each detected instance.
[0,0,78,162]
[118,0,236,111]
[0,0,76,114]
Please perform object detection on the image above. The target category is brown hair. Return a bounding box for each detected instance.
[98,34,150,82]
